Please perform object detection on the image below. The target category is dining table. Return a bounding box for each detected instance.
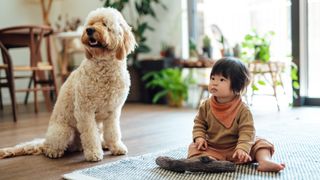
[55,30,83,82]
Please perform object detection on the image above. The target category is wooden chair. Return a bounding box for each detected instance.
[248,61,285,110]
[0,41,17,122]
[197,83,209,108]
[0,25,58,115]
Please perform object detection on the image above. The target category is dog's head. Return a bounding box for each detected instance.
[81,7,136,61]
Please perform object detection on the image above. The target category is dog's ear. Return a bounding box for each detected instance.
[115,24,137,60]
[123,26,137,55]
[115,42,125,60]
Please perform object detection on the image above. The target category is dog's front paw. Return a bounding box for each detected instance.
[109,141,128,155]
[43,146,64,159]
[84,149,104,162]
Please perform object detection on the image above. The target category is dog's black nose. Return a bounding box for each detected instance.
[86,27,95,36]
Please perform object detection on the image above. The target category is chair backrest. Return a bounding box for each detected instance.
[0,41,13,71]
[0,25,54,67]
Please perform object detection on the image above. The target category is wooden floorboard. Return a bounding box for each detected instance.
[0,102,319,180]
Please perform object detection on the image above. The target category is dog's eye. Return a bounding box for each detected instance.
[102,22,107,27]
[107,28,112,32]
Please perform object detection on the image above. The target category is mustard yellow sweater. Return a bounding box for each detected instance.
[192,98,255,154]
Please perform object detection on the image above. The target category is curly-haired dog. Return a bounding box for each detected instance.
[0,7,136,161]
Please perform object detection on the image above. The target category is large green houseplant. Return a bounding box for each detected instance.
[142,68,194,107]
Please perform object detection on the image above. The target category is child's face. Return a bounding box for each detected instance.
[208,74,235,102]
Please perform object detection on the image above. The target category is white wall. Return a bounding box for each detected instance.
[139,0,188,59]
[56,0,187,59]
[0,1,41,27]
[0,0,188,105]
[0,0,44,105]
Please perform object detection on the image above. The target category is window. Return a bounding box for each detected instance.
[307,0,320,98]
[193,0,293,107]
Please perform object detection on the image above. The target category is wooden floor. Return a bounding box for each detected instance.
[0,102,319,180]
[0,103,195,180]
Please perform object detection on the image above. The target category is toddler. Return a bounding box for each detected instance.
[156,57,285,173]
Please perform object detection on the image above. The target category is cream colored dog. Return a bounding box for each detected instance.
[0,7,136,162]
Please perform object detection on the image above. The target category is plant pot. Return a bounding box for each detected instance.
[126,65,142,102]
[202,46,212,58]
[167,92,184,107]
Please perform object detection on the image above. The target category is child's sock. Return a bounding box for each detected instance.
[155,156,236,173]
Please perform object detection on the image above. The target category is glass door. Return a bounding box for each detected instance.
[307,0,320,98]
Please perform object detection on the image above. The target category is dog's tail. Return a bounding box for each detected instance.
[0,138,45,159]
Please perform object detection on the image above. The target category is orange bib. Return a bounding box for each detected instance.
[210,96,241,128]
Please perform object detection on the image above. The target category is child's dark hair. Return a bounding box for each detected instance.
[210,57,250,94]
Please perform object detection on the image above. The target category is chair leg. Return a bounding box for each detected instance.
[32,72,39,113]
[7,68,17,122]
[49,72,58,102]
[0,71,3,110]
[250,73,256,106]
[243,87,249,105]
[198,88,205,108]
[278,73,286,95]
[52,71,58,101]
[35,69,53,111]
[271,72,280,111]
[0,87,3,110]
[273,86,280,111]
[24,77,33,105]
[8,80,17,122]
[198,85,208,108]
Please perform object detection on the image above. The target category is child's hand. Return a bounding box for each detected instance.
[195,137,207,150]
[232,149,252,164]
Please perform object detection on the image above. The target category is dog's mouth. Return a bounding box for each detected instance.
[88,37,106,48]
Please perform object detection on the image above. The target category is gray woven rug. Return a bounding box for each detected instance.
[63,134,320,180]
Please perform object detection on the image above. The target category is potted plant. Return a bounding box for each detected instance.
[211,24,233,57]
[202,35,212,58]
[142,68,194,107]
[241,30,275,63]
[189,39,198,58]
[240,30,275,91]
[160,42,175,58]
[240,30,300,106]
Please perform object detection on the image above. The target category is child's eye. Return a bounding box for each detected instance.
[220,78,225,82]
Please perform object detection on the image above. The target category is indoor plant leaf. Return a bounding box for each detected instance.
[142,68,194,107]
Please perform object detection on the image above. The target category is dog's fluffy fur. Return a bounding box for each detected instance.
[0,7,136,161]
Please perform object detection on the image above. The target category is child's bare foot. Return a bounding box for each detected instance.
[257,160,285,172]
